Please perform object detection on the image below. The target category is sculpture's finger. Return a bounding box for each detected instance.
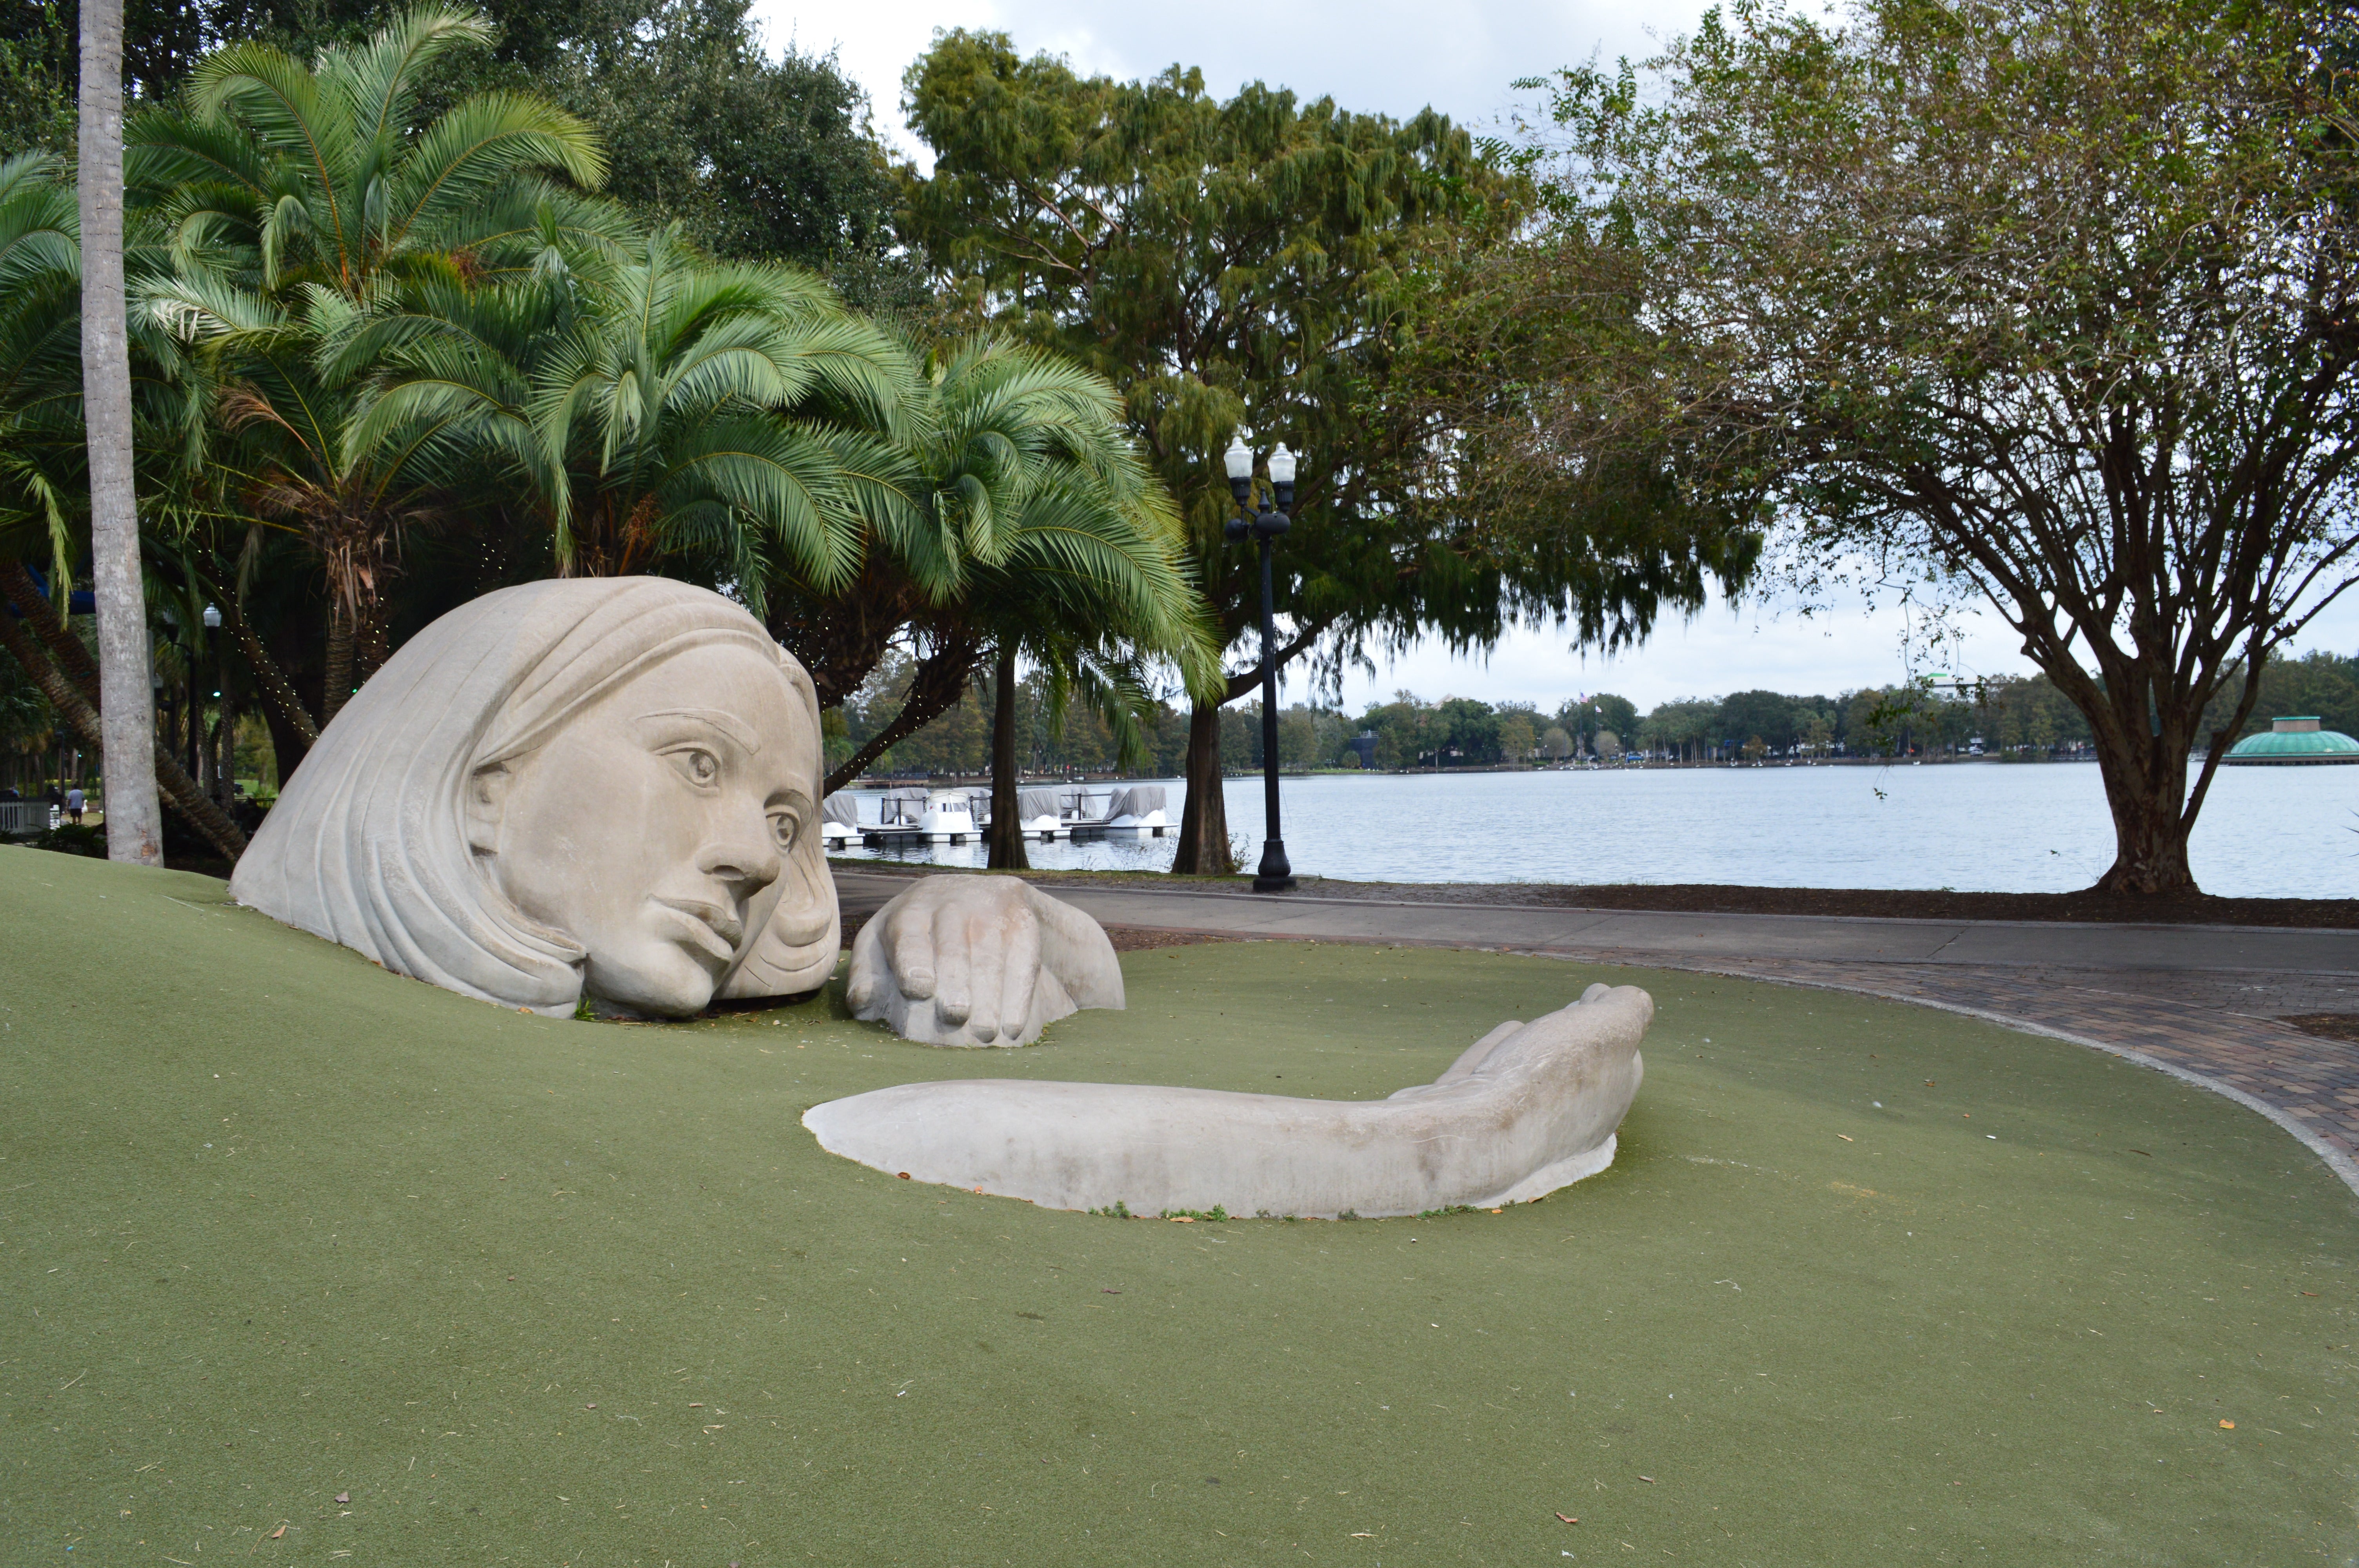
[931,902,973,1026]
[1000,905,1040,1042]
[966,913,1009,1043]
[887,898,937,999]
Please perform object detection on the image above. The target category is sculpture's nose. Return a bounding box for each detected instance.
[698,810,782,897]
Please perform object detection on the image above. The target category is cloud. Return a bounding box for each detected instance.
[749,0,1705,156]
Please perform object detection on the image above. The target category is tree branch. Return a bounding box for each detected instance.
[822,628,987,796]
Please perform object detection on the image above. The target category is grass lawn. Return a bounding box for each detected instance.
[1,846,2354,1566]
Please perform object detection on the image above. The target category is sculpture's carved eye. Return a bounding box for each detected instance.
[665,747,722,788]
[767,811,798,850]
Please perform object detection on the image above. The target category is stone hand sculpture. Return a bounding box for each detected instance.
[805,982,1650,1217]
[229,578,1104,1027]
[847,876,1124,1047]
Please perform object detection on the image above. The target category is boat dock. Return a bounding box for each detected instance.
[820,785,1170,849]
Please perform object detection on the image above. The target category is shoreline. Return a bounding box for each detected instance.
[831,857,2359,931]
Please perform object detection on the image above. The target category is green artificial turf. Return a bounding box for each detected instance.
[2,849,2355,1567]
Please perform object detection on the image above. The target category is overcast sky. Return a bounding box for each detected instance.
[749,0,2359,714]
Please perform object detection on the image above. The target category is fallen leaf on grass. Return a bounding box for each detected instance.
[1554,1512,1579,1525]
[1836,1134,1854,1143]
[1639,1475,1656,1483]
[2220,1420,2235,1429]
[333,1493,348,1504]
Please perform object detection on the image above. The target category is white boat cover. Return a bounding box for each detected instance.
[1106,784,1167,820]
[879,788,929,826]
[1018,788,1064,820]
[821,793,861,828]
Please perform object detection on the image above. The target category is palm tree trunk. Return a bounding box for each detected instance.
[321,609,355,727]
[985,642,1029,871]
[354,601,389,682]
[78,0,162,864]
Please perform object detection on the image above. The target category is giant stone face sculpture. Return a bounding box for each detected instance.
[233,578,843,1016]
[230,576,1647,1209]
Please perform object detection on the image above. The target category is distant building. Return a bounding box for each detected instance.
[1347,731,1378,768]
[2223,716,2359,765]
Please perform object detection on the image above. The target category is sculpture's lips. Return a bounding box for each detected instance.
[652,897,744,965]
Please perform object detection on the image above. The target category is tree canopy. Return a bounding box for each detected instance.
[1508,0,2359,892]
[900,29,1759,870]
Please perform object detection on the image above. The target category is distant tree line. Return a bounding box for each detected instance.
[816,648,2359,780]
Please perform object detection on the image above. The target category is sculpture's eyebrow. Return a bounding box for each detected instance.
[636,707,760,754]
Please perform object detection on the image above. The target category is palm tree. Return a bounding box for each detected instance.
[977,613,1167,872]
[0,154,84,588]
[804,338,1219,799]
[76,0,163,862]
[356,265,1218,791]
[127,4,612,712]
[0,156,252,861]
[130,6,609,303]
[345,225,918,590]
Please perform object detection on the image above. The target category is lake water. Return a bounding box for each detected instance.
[829,761,2359,899]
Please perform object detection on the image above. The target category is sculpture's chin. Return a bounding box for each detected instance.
[582,944,721,1019]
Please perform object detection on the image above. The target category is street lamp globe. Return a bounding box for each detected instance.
[1223,435,1254,483]
[1266,443,1296,485]
[201,603,222,630]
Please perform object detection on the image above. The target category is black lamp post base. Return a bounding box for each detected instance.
[1253,838,1296,893]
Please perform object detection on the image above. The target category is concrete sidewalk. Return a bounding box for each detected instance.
[833,869,2359,1198]
[835,870,2358,975]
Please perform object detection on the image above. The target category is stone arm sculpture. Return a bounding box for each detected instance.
[806,982,1650,1217]
[847,877,1124,1047]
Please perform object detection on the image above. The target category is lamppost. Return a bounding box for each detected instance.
[1223,435,1297,893]
[201,603,229,804]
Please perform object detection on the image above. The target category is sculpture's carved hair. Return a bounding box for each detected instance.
[230,578,838,1013]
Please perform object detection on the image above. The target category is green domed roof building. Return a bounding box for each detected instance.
[2223,716,2359,764]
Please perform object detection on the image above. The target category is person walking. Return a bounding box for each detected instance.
[65,784,85,825]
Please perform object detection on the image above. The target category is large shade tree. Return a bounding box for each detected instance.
[1516,0,2359,895]
[901,31,1757,873]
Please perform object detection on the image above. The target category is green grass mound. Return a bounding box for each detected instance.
[2,848,2354,1566]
